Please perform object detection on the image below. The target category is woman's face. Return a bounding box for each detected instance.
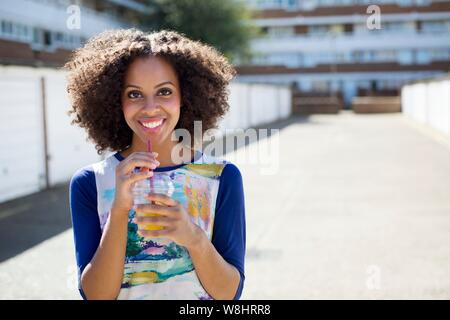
[121,55,181,148]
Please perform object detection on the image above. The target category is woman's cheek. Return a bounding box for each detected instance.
[122,101,138,116]
[121,102,139,129]
[169,95,182,111]
[168,102,181,122]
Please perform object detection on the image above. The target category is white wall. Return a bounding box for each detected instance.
[42,70,101,186]
[401,76,450,138]
[0,69,45,202]
[0,66,101,203]
[0,67,292,203]
[221,83,291,132]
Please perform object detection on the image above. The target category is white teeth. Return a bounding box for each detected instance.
[141,120,163,128]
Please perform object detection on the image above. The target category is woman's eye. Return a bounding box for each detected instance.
[127,91,142,99]
[158,88,172,96]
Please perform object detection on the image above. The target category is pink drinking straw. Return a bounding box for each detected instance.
[147,139,154,194]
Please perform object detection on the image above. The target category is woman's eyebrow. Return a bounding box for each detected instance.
[155,81,174,88]
[124,84,142,89]
[124,81,174,90]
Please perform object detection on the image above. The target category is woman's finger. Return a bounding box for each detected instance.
[123,152,158,163]
[125,170,153,184]
[127,154,159,163]
[126,153,159,166]
[147,193,178,207]
[135,203,176,217]
[135,215,174,227]
[130,151,159,158]
[127,154,160,166]
[119,158,159,175]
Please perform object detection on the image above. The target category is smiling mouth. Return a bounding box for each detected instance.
[138,119,166,133]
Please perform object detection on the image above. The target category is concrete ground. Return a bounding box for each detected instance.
[1,111,450,299]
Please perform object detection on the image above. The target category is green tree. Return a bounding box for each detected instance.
[142,0,259,64]
[126,221,144,258]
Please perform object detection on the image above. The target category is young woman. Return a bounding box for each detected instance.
[67,29,245,300]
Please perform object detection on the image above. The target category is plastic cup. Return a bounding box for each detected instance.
[132,172,174,232]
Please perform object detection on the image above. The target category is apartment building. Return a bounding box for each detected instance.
[237,0,450,107]
[0,0,154,67]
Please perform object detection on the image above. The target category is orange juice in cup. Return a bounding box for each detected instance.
[132,171,174,233]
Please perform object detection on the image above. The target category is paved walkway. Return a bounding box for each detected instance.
[1,112,450,299]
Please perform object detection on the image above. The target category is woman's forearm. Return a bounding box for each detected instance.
[187,228,241,300]
[80,206,129,300]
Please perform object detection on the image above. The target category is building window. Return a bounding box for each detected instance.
[33,28,42,45]
[267,26,294,37]
[1,21,13,35]
[329,24,344,35]
[420,20,450,33]
[344,23,353,34]
[252,0,298,9]
[415,49,431,64]
[308,25,329,35]
[352,51,364,62]
[429,48,450,61]
[43,30,52,46]
[373,50,397,62]
[312,80,330,92]
[55,32,63,42]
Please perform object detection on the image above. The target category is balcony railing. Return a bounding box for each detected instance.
[260,28,450,40]
[252,29,450,55]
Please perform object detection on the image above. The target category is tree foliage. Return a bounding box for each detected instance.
[142,0,259,63]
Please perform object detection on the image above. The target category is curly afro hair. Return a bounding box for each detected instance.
[64,28,236,155]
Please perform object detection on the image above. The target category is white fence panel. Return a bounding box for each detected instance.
[44,72,100,186]
[443,80,450,136]
[401,76,450,139]
[250,85,267,126]
[279,87,292,119]
[220,82,292,133]
[0,72,45,203]
[413,83,428,124]
[401,85,412,116]
[265,86,278,124]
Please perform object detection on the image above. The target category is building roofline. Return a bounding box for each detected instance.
[105,0,155,14]
[236,61,450,75]
[254,2,450,19]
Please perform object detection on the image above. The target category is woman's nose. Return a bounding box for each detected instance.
[143,97,160,111]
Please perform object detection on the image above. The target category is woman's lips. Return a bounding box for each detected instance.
[138,118,166,133]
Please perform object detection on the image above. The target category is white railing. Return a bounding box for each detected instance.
[0,66,292,203]
[260,28,450,40]
[247,0,411,10]
[401,75,450,138]
[252,31,450,59]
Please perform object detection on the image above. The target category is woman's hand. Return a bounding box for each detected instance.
[111,152,160,216]
[134,193,201,248]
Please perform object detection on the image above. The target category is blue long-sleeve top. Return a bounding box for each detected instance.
[69,151,246,300]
